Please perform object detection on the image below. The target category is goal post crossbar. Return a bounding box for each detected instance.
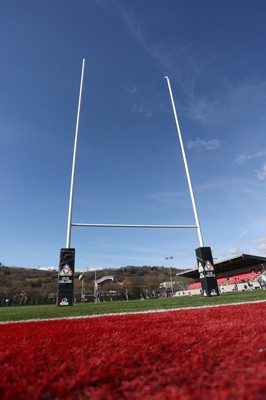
[72,223,198,229]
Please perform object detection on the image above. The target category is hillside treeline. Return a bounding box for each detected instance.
[0,265,193,305]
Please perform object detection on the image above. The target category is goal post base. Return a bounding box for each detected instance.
[57,248,75,306]
[195,247,219,297]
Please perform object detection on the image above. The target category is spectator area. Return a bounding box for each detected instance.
[187,272,262,290]
[181,254,266,291]
[179,254,266,279]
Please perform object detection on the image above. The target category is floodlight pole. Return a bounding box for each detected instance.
[66,59,86,248]
[165,256,174,296]
[164,76,204,248]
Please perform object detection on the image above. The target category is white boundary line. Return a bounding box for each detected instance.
[0,300,265,325]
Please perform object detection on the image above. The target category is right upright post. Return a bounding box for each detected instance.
[165,76,219,297]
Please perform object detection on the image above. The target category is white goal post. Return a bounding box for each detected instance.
[65,60,204,249]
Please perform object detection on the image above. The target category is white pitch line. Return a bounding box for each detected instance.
[0,299,265,325]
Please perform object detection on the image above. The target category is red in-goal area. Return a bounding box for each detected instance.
[0,302,266,400]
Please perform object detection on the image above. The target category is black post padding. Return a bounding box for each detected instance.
[57,248,75,306]
[195,247,219,297]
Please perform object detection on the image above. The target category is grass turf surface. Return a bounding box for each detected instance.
[0,290,266,322]
[0,301,265,399]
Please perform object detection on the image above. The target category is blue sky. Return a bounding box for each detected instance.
[1,0,266,271]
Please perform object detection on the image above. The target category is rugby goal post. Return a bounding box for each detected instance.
[57,59,219,306]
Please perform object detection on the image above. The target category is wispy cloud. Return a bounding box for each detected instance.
[145,191,185,205]
[96,1,266,129]
[254,236,266,254]
[105,1,206,115]
[234,150,266,163]
[123,85,154,116]
[218,248,245,261]
[92,0,109,9]
[132,99,144,114]
[131,97,153,117]
[227,248,242,256]
[186,97,210,122]
[187,138,220,151]
[125,86,137,95]
[217,229,249,259]
[256,163,266,180]
[113,6,173,72]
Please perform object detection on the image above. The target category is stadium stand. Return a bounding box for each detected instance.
[180,254,266,294]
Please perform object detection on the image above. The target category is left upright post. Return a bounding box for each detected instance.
[66,58,86,249]
[57,59,86,306]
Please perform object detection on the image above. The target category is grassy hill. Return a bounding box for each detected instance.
[0,265,194,306]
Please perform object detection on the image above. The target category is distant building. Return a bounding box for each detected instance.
[38,266,57,272]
